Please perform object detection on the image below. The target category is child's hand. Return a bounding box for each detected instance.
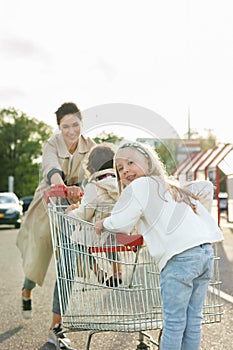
[65,202,79,214]
[94,220,104,235]
[67,186,83,202]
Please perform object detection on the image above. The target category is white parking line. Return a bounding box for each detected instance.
[209,286,233,304]
[219,290,233,304]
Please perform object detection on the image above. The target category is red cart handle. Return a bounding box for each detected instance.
[116,233,143,247]
[44,184,84,203]
[90,233,143,253]
[44,184,67,203]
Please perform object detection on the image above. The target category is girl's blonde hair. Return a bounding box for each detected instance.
[115,141,199,213]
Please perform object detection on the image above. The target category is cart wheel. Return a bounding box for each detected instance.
[57,338,77,350]
[157,328,162,349]
[136,342,151,350]
[136,332,151,350]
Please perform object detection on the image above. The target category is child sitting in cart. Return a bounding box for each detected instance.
[94,141,224,350]
[66,143,122,287]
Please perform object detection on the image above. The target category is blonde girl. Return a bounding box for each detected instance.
[94,141,223,350]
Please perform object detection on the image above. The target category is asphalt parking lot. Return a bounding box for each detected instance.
[0,219,232,350]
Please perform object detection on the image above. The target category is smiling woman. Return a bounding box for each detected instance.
[15,101,96,349]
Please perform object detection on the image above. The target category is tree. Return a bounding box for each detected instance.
[155,139,180,175]
[0,107,53,197]
[93,131,123,144]
[183,128,217,150]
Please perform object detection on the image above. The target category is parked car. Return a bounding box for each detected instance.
[20,195,34,213]
[219,192,228,211]
[0,192,23,228]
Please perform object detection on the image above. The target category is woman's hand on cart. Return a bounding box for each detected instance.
[94,219,104,235]
[44,184,83,204]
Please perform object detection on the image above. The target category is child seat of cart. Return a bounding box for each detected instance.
[44,183,144,238]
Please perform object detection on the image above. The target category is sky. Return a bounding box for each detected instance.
[0,0,232,142]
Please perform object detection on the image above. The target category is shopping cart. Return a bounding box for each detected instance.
[45,185,223,350]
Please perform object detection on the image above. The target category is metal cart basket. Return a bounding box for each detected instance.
[46,186,223,350]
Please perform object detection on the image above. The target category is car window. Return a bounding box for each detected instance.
[0,196,16,204]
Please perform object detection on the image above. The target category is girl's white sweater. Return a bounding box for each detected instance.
[103,177,223,271]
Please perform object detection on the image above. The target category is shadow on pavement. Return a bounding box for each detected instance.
[0,326,23,343]
[39,342,56,349]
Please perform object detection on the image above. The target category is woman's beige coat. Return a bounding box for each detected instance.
[16,132,95,286]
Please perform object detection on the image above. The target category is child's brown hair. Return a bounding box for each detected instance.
[87,144,115,175]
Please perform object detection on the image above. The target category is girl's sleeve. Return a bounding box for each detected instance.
[184,180,214,212]
[103,185,143,234]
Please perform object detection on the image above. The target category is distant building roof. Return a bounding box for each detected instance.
[173,143,233,181]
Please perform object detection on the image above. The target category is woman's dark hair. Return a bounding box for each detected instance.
[55,102,82,125]
[87,145,115,174]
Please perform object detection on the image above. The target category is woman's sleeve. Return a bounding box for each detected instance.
[41,139,64,183]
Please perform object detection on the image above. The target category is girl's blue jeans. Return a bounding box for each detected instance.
[159,243,214,350]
